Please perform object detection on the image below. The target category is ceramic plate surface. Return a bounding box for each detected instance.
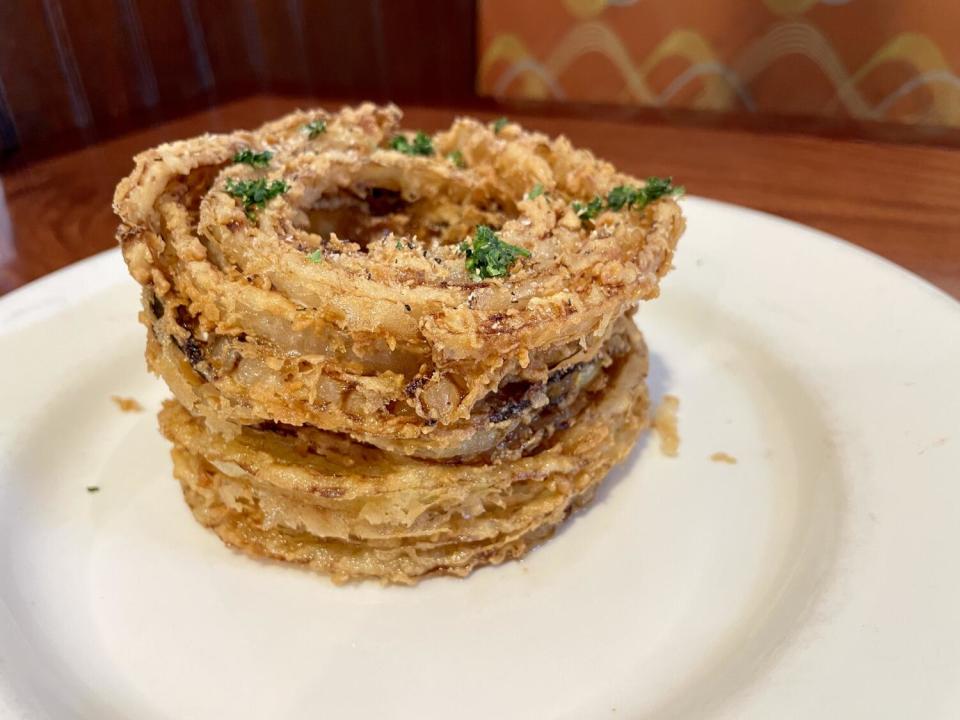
[1,198,958,719]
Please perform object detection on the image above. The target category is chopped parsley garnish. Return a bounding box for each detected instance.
[606,185,641,210]
[233,148,272,168]
[572,195,603,223]
[225,178,289,220]
[304,120,326,138]
[643,176,684,201]
[460,225,530,279]
[395,239,404,250]
[86,486,100,493]
[525,183,544,200]
[492,116,508,133]
[606,177,684,211]
[390,131,434,156]
[447,150,466,168]
[306,249,323,263]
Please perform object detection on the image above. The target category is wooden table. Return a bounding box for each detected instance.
[2,94,959,298]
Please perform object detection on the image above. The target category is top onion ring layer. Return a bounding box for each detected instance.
[114,103,684,445]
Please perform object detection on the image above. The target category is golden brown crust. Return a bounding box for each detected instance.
[115,103,680,584]
[116,103,683,439]
[161,324,650,584]
[143,281,635,459]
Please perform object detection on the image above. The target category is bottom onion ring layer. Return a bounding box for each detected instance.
[159,324,650,584]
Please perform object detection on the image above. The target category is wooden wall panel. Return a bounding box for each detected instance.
[247,0,313,93]
[58,1,147,127]
[192,0,268,98]
[135,0,214,107]
[0,1,86,150]
[280,0,385,97]
[0,0,480,162]
[380,0,477,102]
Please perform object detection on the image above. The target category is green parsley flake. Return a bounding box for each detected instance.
[86,486,100,493]
[606,177,684,212]
[525,183,544,200]
[606,185,641,210]
[233,148,272,168]
[304,120,327,138]
[225,178,289,220]
[572,195,603,223]
[642,176,685,202]
[460,225,530,279]
[390,131,434,156]
[447,150,466,168]
[306,249,323,263]
[492,116,508,133]
[395,239,404,250]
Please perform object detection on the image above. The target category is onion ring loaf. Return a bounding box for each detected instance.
[114,102,685,583]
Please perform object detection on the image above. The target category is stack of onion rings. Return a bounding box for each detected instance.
[114,103,684,583]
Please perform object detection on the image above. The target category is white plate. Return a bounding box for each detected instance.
[1,198,958,719]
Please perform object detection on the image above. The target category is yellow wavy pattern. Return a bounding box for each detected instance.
[843,32,960,123]
[636,29,738,110]
[544,21,655,103]
[483,21,743,110]
[480,18,960,126]
[561,0,607,20]
[481,34,553,99]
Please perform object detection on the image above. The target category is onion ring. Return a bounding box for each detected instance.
[143,282,636,459]
[159,323,649,584]
[115,103,683,450]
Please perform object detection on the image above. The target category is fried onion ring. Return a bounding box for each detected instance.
[159,323,649,584]
[143,283,636,460]
[115,103,683,448]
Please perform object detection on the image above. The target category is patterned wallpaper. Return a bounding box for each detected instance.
[478,0,960,128]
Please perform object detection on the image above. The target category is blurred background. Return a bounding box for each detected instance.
[2,0,960,163]
[1,0,959,297]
